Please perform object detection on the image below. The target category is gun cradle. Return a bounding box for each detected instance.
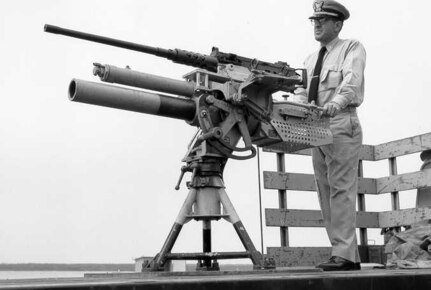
[70,64,332,159]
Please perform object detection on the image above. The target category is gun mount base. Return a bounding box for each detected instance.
[144,158,271,271]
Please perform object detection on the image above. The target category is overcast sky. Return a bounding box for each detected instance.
[1,0,431,264]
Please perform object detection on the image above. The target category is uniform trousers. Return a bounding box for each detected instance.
[311,108,362,263]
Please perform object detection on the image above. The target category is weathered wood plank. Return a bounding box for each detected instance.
[266,208,431,228]
[263,171,377,194]
[263,144,375,161]
[264,170,431,194]
[265,209,380,228]
[358,211,381,228]
[263,172,316,191]
[267,246,386,266]
[376,170,431,194]
[267,247,331,267]
[264,132,431,161]
[265,209,324,227]
[379,207,431,228]
[358,145,376,161]
[374,132,431,160]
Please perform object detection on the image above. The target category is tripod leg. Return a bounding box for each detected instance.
[151,188,197,270]
[232,221,263,268]
[218,188,264,268]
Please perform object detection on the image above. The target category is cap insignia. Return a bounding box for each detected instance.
[313,1,324,12]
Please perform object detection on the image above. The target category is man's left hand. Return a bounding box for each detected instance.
[323,102,341,117]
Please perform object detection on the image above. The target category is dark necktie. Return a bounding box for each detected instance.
[308,46,327,103]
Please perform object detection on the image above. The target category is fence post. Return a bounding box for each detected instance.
[276,152,289,247]
[388,157,400,211]
[357,160,368,246]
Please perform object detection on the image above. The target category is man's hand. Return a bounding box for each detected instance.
[323,102,341,117]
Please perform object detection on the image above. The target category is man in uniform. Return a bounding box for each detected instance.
[293,0,366,271]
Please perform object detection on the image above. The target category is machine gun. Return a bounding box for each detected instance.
[45,24,332,271]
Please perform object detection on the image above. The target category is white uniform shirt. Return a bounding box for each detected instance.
[294,37,366,109]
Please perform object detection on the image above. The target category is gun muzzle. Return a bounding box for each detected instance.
[69,79,196,121]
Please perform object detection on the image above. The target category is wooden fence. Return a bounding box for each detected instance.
[263,132,431,266]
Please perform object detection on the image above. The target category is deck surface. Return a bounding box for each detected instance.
[0,267,430,290]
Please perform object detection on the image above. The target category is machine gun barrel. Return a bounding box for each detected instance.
[44,24,219,72]
[68,79,196,121]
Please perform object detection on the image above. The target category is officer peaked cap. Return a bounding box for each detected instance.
[309,0,350,21]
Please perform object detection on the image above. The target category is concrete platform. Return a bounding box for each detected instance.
[0,268,431,290]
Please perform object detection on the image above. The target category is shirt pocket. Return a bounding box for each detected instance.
[320,65,343,91]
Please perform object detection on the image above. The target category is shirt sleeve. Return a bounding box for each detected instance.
[290,87,308,103]
[331,41,366,108]
[290,56,311,104]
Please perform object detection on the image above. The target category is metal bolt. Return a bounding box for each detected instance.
[206,95,214,104]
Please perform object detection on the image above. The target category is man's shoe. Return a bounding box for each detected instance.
[354,262,361,270]
[316,256,360,271]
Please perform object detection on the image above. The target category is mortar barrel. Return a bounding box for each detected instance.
[95,64,195,97]
[68,79,196,121]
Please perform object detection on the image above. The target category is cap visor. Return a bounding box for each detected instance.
[309,12,340,19]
